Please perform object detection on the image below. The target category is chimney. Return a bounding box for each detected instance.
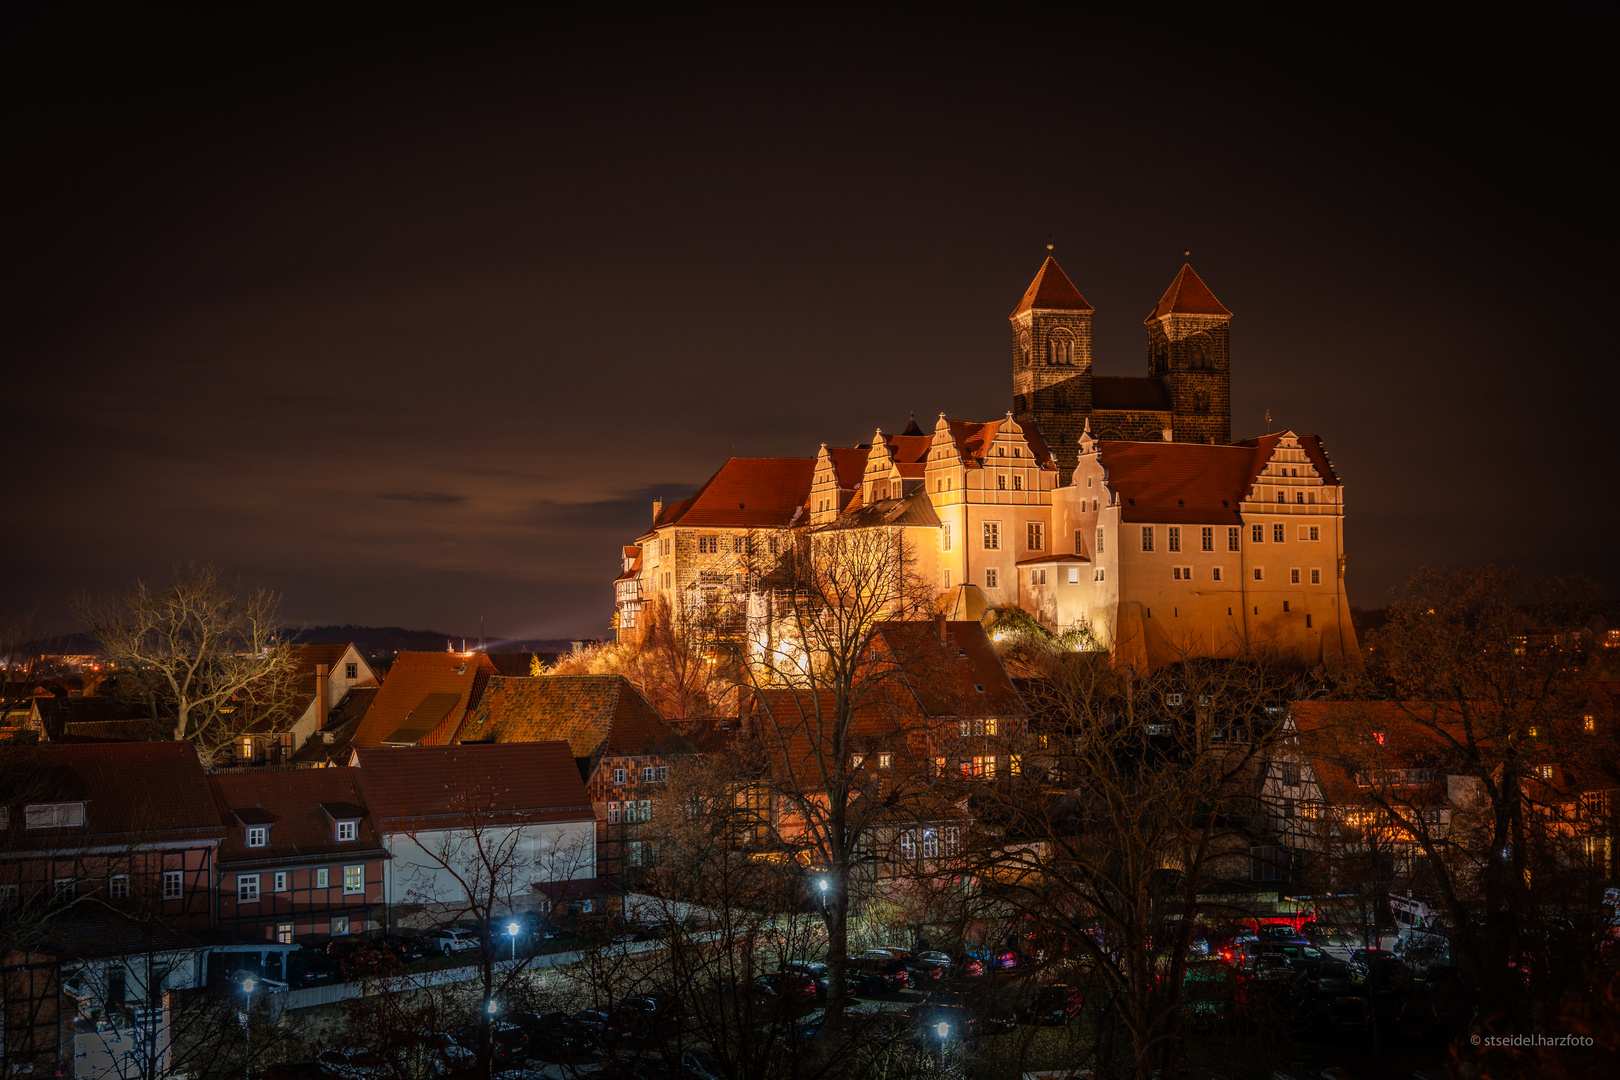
[653,499,663,521]
[316,664,330,728]
[935,612,948,646]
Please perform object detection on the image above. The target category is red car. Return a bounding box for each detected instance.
[755,970,820,1002]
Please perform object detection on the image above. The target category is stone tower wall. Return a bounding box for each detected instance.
[1012,309,1093,482]
[1150,313,1232,444]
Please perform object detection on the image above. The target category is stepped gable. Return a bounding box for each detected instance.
[1146,263,1231,320]
[1010,256,1093,317]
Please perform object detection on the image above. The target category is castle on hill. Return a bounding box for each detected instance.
[613,257,1358,668]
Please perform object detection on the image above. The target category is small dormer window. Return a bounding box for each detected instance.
[25,803,87,829]
[336,820,358,842]
[246,826,268,848]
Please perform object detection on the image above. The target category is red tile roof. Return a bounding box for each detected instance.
[882,433,933,466]
[348,651,498,750]
[1092,376,1172,412]
[1094,431,1341,524]
[206,767,386,868]
[648,457,815,530]
[0,742,224,851]
[874,621,1029,719]
[458,675,690,760]
[352,742,593,829]
[1010,256,1093,317]
[1146,263,1231,320]
[825,447,871,490]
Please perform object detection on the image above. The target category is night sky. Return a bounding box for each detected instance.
[3,11,1610,641]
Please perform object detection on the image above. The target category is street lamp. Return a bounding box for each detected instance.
[507,921,520,960]
[240,977,255,1080]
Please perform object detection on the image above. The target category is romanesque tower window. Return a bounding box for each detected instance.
[1188,332,1213,370]
[1047,328,1075,365]
[1194,389,1211,414]
[1019,330,1032,366]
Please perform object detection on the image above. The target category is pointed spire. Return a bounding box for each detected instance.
[1011,256,1094,318]
[901,413,924,436]
[1146,263,1230,321]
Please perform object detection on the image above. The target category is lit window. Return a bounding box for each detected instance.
[1141,527,1154,552]
[899,832,917,860]
[983,522,1001,550]
[109,875,128,899]
[276,922,294,944]
[162,871,182,900]
[1201,527,1214,552]
[878,753,893,769]
[1584,714,1596,732]
[608,802,622,824]
[336,820,357,842]
[343,866,364,894]
[922,830,940,858]
[246,826,268,848]
[986,568,998,589]
[238,875,260,903]
[851,753,866,770]
[985,719,998,735]
[934,756,947,774]
[1168,527,1181,552]
[1009,754,1022,775]
[331,916,349,936]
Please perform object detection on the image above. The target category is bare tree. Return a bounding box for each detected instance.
[726,524,950,1017]
[961,647,1302,1080]
[75,564,298,764]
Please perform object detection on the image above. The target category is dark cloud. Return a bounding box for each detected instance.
[0,11,1609,636]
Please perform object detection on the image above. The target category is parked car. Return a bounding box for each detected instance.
[380,932,427,963]
[906,951,953,981]
[848,955,911,992]
[287,949,341,988]
[1300,921,1361,950]
[416,1032,476,1074]
[618,992,688,1036]
[755,970,821,1005]
[454,1021,528,1063]
[315,1047,387,1080]
[1347,949,1407,996]
[424,927,480,956]
[571,1007,628,1044]
[952,954,986,978]
[1291,959,1354,996]
[781,959,833,998]
[1025,983,1083,1025]
[511,1010,590,1060]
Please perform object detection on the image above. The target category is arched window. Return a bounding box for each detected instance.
[1047,328,1075,365]
[1018,330,1032,366]
[1193,389,1211,414]
[1188,332,1213,371]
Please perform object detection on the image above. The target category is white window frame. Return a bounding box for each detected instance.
[638,799,652,822]
[1068,566,1080,583]
[315,868,329,888]
[607,801,622,824]
[985,568,998,589]
[336,820,358,842]
[1212,567,1223,582]
[109,874,129,899]
[983,521,1001,550]
[246,826,268,848]
[1291,568,1301,584]
[612,767,628,785]
[343,865,364,895]
[642,766,656,783]
[1168,526,1180,552]
[274,871,288,892]
[1141,527,1154,552]
[1311,568,1321,584]
[1096,528,1104,553]
[1273,523,1285,543]
[162,871,183,900]
[1201,526,1214,551]
[238,875,260,903]
[1026,522,1044,551]
[941,523,952,551]
[331,915,350,936]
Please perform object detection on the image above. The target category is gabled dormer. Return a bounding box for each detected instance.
[232,807,276,848]
[320,801,367,843]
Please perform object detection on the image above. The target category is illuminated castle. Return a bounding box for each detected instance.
[615,258,1359,669]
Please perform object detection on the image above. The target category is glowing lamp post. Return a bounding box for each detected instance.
[507,921,520,960]
[240,977,256,1080]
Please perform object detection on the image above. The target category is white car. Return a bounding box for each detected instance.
[424,927,480,955]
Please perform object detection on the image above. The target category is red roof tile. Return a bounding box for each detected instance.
[1010,256,1093,317]
[825,447,871,490]
[458,675,690,760]
[1097,440,1263,524]
[0,742,224,851]
[651,457,815,530]
[348,651,498,750]
[882,433,933,466]
[352,742,593,829]
[206,767,386,868]
[1146,263,1231,321]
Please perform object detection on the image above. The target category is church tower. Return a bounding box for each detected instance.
[1010,255,1093,481]
[1146,263,1232,444]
